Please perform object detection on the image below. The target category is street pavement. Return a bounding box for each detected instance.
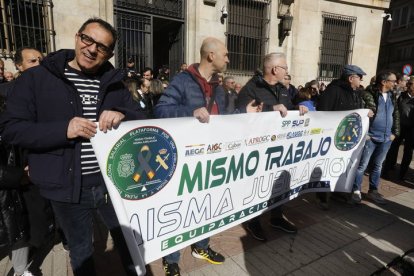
[1,161,414,276]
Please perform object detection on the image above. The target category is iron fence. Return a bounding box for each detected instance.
[115,0,184,20]
[226,0,271,74]
[0,0,55,59]
[318,13,356,82]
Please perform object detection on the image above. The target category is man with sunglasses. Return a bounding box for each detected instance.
[0,18,145,275]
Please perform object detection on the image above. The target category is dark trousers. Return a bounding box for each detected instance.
[383,130,404,172]
[249,205,283,226]
[383,127,414,178]
[51,185,136,276]
[400,130,414,178]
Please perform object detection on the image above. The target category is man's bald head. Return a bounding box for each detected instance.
[200,37,225,59]
[199,37,229,74]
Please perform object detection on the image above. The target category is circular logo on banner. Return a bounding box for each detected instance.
[107,126,177,200]
[334,113,363,151]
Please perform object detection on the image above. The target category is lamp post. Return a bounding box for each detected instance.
[278,13,293,46]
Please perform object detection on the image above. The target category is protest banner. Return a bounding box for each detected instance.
[91,110,369,274]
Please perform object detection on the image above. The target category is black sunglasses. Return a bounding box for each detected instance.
[78,33,112,55]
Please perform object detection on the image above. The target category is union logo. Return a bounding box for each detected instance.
[107,126,178,200]
[334,113,363,151]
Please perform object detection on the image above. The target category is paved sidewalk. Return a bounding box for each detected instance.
[1,170,414,275]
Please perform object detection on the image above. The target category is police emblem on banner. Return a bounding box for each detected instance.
[107,126,178,200]
[334,113,363,151]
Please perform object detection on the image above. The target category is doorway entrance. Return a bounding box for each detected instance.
[114,0,185,77]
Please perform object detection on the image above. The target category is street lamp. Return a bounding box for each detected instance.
[279,12,293,46]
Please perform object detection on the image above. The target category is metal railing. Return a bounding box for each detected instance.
[226,0,271,74]
[318,13,356,82]
[115,0,184,20]
[0,0,55,59]
[115,11,152,73]
[114,0,184,76]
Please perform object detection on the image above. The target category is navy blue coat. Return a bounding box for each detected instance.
[154,70,226,118]
[0,49,146,203]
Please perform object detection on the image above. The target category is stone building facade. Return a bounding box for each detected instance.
[1,0,390,86]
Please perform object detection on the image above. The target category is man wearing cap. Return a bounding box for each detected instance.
[352,70,400,204]
[317,64,370,209]
[318,65,366,111]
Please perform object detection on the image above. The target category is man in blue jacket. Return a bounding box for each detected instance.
[155,37,260,276]
[352,71,400,205]
[0,18,145,275]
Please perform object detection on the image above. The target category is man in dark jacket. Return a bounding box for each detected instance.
[317,65,366,111]
[0,18,145,276]
[217,75,238,114]
[383,77,414,180]
[316,64,369,209]
[352,71,400,205]
[237,52,308,242]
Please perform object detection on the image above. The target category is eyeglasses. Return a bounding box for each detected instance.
[78,33,112,55]
[275,65,288,71]
[386,79,397,83]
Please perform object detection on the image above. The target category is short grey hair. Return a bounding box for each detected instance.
[262,52,286,72]
[223,76,234,83]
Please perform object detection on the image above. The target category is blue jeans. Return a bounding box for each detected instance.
[353,139,392,192]
[163,238,209,264]
[51,185,136,276]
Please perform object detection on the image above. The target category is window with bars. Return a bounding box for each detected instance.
[114,0,184,19]
[318,13,356,82]
[0,0,55,58]
[226,0,271,73]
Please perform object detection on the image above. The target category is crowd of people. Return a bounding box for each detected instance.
[0,17,411,276]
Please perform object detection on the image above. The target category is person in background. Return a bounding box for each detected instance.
[283,74,298,101]
[305,79,320,102]
[142,66,153,80]
[293,87,316,111]
[179,62,187,73]
[126,57,139,78]
[319,82,326,93]
[216,75,238,114]
[149,79,164,107]
[0,86,33,276]
[4,71,14,82]
[0,59,5,83]
[234,82,242,94]
[383,77,414,180]
[157,65,170,82]
[394,73,409,98]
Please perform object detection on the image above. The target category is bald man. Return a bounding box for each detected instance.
[154,37,228,276]
[155,37,259,275]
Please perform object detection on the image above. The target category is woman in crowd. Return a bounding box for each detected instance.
[150,79,164,107]
[293,86,316,111]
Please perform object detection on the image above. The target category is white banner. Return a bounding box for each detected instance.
[91,110,369,274]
